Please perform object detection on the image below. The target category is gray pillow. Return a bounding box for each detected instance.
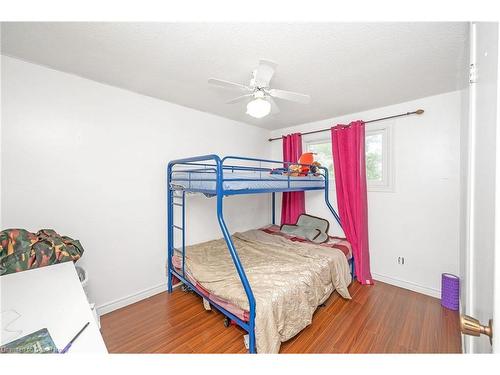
[280,214,330,244]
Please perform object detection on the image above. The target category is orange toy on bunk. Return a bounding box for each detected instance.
[298,152,314,174]
[285,152,319,177]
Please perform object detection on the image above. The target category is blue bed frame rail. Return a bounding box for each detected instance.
[167,154,344,353]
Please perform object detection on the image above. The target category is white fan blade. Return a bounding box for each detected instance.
[269,97,280,115]
[269,88,311,104]
[226,94,253,104]
[208,78,251,92]
[254,59,277,87]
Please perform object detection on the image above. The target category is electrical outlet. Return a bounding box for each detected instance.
[397,256,405,265]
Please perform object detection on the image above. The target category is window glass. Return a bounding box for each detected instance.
[305,126,391,191]
[365,133,383,182]
[306,142,334,178]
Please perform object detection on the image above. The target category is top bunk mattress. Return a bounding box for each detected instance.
[170,170,325,192]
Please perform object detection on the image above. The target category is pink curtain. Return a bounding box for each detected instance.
[331,121,373,285]
[281,133,305,225]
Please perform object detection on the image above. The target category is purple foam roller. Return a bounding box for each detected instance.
[441,273,459,310]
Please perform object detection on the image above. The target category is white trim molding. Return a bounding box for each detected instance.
[365,121,395,192]
[97,282,170,316]
[372,272,441,299]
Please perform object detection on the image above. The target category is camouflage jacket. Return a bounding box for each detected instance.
[0,229,84,276]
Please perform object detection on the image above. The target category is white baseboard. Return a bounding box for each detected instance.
[372,272,441,298]
[98,274,440,317]
[97,282,168,316]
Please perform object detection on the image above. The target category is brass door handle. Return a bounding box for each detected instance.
[460,315,493,344]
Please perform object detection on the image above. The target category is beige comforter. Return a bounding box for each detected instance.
[182,229,352,353]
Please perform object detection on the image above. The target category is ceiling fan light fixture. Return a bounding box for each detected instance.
[209,59,310,118]
[246,98,271,118]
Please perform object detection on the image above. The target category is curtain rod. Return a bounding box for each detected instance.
[267,109,425,142]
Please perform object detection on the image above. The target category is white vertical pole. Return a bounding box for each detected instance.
[493,25,500,354]
[465,21,477,354]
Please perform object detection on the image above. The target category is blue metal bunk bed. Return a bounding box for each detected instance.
[167,155,348,353]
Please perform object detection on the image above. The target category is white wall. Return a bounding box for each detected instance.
[1,55,465,310]
[271,91,463,297]
[1,56,272,314]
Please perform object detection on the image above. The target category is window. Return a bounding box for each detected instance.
[305,124,393,192]
[306,141,335,179]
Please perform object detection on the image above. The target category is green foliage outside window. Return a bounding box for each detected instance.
[307,132,383,182]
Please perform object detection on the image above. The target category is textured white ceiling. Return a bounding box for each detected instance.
[1,22,468,130]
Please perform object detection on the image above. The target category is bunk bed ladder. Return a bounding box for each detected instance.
[167,186,187,292]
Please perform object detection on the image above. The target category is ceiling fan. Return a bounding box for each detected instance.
[208,59,311,119]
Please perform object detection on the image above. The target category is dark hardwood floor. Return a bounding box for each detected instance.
[100,281,462,353]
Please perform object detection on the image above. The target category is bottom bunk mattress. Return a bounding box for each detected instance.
[172,227,352,353]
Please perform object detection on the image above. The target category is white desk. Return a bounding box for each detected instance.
[0,262,108,353]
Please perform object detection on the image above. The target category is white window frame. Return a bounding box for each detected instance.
[365,122,394,192]
[304,121,394,193]
[305,139,335,178]
[305,139,336,191]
